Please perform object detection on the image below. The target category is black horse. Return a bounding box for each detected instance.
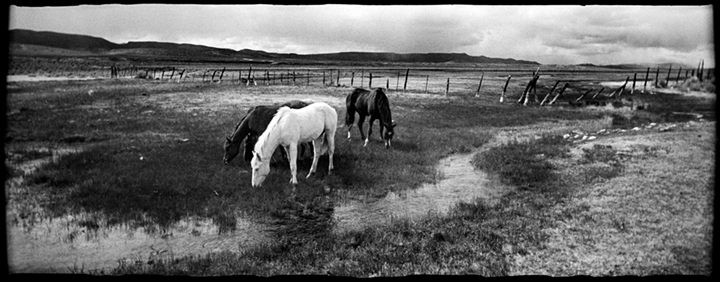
[345,88,397,149]
[223,100,312,164]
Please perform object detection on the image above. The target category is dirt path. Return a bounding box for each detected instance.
[333,119,614,233]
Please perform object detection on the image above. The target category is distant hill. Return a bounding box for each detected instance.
[8,29,540,65]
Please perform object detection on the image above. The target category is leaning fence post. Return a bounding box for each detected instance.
[218,67,226,83]
[500,75,511,103]
[591,87,605,99]
[210,70,217,82]
[540,80,560,105]
[548,83,568,105]
[475,72,484,98]
[643,67,649,93]
[699,60,704,82]
[403,68,410,91]
[631,73,637,94]
[576,89,593,102]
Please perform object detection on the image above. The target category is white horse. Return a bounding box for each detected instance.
[250,102,337,187]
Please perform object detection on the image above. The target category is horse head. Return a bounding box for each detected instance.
[383,120,397,149]
[223,136,240,164]
[250,150,270,187]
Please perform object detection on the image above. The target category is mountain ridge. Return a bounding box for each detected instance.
[8,29,541,65]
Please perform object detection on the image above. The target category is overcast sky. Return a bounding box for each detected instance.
[8,4,715,67]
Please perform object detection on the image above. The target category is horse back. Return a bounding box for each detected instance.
[281,103,337,143]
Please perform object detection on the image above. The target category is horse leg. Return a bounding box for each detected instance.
[365,117,375,147]
[357,115,367,142]
[345,110,355,139]
[327,131,335,174]
[308,138,323,178]
[286,144,298,185]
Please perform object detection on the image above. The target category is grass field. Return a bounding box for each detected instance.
[5,65,715,275]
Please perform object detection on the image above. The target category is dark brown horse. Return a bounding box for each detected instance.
[345,88,396,148]
[223,100,312,164]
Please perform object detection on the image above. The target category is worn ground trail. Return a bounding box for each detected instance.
[333,119,613,234]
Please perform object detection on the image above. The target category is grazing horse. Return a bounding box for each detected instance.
[223,100,312,165]
[345,88,397,148]
[251,102,337,187]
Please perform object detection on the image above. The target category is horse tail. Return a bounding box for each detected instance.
[345,90,357,127]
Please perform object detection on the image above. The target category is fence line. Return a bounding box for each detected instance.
[107,64,714,102]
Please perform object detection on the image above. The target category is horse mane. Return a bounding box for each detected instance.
[255,106,292,155]
[374,88,393,127]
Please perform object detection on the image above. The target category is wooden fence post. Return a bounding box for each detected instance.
[369,73,373,88]
[386,79,389,89]
[403,68,410,91]
[500,75,511,103]
[631,73,637,94]
[337,69,340,86]
[591,87,605,100]
[170,67,176,80]
[699,60,705,82]
[654,67,660,88]
[643,67,649,93]
[676,67,682,83]
[519,74,539,105]
[576,89,592,102]
[218,67,226,83]
[548,83,568,105]
[540,80,560,105]
[246,66,252,86]
[610,76,629,98]
[210,70,217,82]
[475,72,484,98]
[322,71,326,86]
[445,78,450,97]
[351,72,355,86]
[293,71,296,85]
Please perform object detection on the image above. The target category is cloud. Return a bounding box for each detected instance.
[8,4,715,66]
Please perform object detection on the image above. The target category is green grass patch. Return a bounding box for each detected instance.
[471,135,570,192]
